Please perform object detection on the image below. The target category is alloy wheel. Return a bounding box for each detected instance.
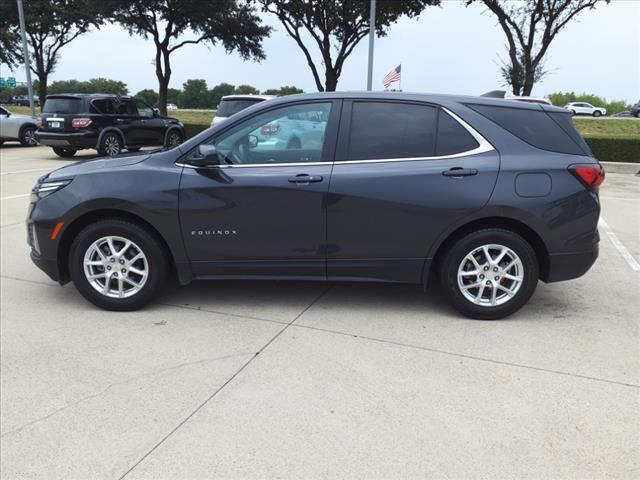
[167,131,182,147]
[457,244,524,307]
[23,127,37,146]
[104,135,121,156]
[83,236,149,298]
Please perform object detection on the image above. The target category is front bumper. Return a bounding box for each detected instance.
[35,130,97,149]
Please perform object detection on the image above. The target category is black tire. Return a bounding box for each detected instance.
[127,147,141,152]
[165,130,183,148]
[68,219,169,311]
[439,228,539,320]
[52,147,77,158]
[635,111,639,118]
[19,125,37,146]
[593,110,602,117]
[99,131,123,157]
[570,110,576,116]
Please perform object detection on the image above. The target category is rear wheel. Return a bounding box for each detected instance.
[69,219,169,311]
[99,132,123,157]
[439,228,539,320]
[19,125,37,146]
[52,147,77,158]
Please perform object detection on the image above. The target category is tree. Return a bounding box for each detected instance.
[263,86,304,95]
[466,0,609,96]
[0,0,105,101]
[178,79,211,109]
[135,89,159,106]
[234,84,260,95]
[209,82,236,107]
[167,88,181,106]
[48,78,129,95]
[0,25,22,69]
[258,0,438,92]
[108,0,271,115]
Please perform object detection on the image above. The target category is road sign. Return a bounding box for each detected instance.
[7,77,16,88]
[0,78,5,88]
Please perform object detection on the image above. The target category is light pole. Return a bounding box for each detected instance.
[366,0,376,91]
[16,0,35,117]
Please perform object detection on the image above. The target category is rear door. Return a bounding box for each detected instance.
[326,100,500,283]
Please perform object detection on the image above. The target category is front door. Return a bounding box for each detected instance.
[179,100,340,279]
[134,99,165,145]
[327,100,500,283]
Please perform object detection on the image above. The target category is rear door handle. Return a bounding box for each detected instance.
[288,174,323,184]
[442,167,478,177]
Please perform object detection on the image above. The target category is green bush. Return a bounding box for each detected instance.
[584,135,640,163]
[183,123,209,139]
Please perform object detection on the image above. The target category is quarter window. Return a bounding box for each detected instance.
[347,102,437,160]
[435,110,479,156]
[212,102,332,165]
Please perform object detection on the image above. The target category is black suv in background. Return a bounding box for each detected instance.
[35,94,185,158]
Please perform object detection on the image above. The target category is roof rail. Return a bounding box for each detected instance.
[480,90,506,98]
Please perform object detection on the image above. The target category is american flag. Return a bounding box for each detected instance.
[382,64,401,89]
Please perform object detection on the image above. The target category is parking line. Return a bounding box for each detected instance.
[599,217,640,272]
[600,196,640,202]
[1,193,30,200]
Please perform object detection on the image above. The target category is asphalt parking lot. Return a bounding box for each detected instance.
[1,144,639,479]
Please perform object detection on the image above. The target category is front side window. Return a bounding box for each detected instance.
[136,100,154,118]
[347,102,438,160]
[211,102,332,165]
[0,107,8,115]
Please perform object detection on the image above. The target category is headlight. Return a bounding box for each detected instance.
[32,179,72,199]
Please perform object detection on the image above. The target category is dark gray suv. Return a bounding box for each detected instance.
[27,92,604,319]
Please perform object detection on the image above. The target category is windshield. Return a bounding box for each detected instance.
[42,98,82,114]
[217,99,264,117]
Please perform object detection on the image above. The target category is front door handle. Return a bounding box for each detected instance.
[442,167,478,178]
[288,174,323,184]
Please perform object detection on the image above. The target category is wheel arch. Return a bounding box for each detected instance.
[96,127,125,149]
[163,125,184,146]
[56,209,177,284]
[426,216,550,285]
[19,122,37,137]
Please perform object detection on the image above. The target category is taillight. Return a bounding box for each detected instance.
[568,163,605,190]
[71,117,92,128]
[260,124,280,135]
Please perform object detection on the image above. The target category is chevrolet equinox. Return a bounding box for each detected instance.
[28,92,604,319]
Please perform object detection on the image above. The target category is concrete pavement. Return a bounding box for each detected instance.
[1,145,639,479]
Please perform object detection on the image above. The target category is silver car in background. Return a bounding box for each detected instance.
[0,106,39,147]
[211,94,274,126]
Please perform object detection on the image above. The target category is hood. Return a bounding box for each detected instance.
[47,152,151,179]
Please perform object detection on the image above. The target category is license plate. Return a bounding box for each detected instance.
[49,121,60,128]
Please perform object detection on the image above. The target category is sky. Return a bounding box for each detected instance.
[2,0,639,103]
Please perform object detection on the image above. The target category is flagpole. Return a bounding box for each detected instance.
[399,62,402,92]
[366,0,376,91]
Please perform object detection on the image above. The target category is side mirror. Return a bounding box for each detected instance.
[153,108,160,117]
[189,144,219,168]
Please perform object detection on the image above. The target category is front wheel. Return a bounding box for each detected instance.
[165,130,182,148]
[69,219,169,311]
[52,147,77,158]
[439,228,539,320]
[593,110,602,117]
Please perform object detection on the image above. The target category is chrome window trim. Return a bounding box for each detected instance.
[176,106,494,170]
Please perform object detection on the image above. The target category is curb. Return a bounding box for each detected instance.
[600,161,640,175]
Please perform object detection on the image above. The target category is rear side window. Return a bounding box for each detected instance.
[42,98,82,114]
[467,104,586,155]
[347,102,437,160]
[435,110,479,156]
[217,99,263,117]
[91,99,116,114]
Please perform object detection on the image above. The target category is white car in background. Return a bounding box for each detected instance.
[211,94,274,126]
[166,103,178,110]
[564,102,607,117]
[0,106,39,146]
